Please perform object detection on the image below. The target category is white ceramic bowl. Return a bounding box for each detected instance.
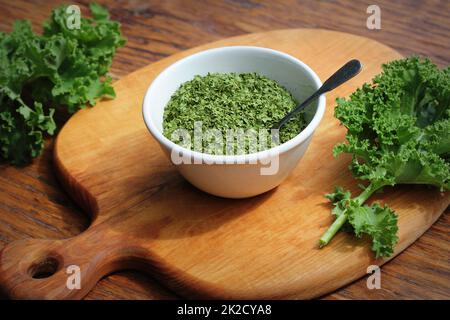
[143,46,325,198]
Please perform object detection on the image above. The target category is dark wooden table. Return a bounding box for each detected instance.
[0,0,448,300]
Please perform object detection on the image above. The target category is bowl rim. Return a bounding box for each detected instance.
[142,45,326,163]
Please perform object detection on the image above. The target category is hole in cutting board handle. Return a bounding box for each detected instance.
[28,256,60,279]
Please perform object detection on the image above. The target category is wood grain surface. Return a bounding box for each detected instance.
[1,29,448,300]
[0,0,448,300]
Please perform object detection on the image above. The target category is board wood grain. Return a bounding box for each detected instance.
[0,29,448,300]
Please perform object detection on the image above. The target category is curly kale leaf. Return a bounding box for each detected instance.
[0,4,125,165]
[43,3,125,112]
[348,202,398,258]
[321,186,398,258]
[334,57,449,190]
[320,57,449,257]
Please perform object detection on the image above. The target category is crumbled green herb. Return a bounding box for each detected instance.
[0,3,125,165]
[163,72,307,154]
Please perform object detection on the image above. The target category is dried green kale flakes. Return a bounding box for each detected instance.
[163,72,307,154]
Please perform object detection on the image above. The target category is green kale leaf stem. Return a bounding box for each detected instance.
[319,181,386,247]
[318,56,449,258]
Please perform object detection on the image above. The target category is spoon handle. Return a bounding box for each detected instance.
[273,59,362,130]
[319,59,362,93]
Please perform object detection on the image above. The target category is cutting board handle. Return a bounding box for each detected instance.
[0,225,137,299]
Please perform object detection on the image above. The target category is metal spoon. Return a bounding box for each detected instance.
[273,59,362,130]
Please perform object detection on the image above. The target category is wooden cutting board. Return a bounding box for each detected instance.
[0,29,448,300]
